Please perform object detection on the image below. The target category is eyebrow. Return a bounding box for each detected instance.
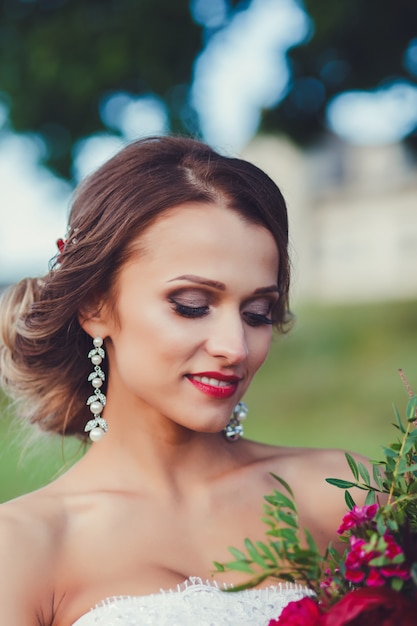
[167,274,279,295]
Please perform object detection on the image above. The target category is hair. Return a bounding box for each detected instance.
[0,135,291,438]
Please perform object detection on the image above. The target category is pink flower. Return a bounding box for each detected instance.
[343,531,411,585]
[344,568,365,584]
[269,597,324,625]
[365,568,385,587]
[371,533,409,581]
[380,563,410,580]
[345,536,365,566]
[319,570,335,589]
[345,535,378,567]
[337,504,378,534]
[344,537,377,582]
[383,533,403,560]
[384,533,402,559]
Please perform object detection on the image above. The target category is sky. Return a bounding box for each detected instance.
[1,0,417,283]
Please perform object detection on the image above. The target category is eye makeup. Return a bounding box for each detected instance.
[167,289,277,326]
[168,290,210,319]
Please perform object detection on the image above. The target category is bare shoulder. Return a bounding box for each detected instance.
[271,444,368,479]
[247,440,370,501]
[0,491,66,625]
[239,440,369,551]
[242,438,367,482]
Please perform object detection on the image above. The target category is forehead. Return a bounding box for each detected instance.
[138,203,278,264]
[122,202,279,288]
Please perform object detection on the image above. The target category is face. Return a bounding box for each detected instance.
[90,202,279,437]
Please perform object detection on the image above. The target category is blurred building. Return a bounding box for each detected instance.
[243,135,417,303]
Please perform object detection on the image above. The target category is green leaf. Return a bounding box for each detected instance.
[403,438,416,454]
[270,540,284,555]
[276,510,298,528]
[261,515,276,529]
[270,473,294,497]
[406,396,417,421]
[345,490,356,509]
[223,561,254,574]
[358,462,371,485]
[268,527,298,542]
[264,492,296,512]
[256,541,278,566]
[392,403,405,433]
[398,463,417,475]
[376,516,388,536]
[397,458,408,474]
[304,529,320,554]
[372,464,383,489]
[279,572,297,584]
[391,577,404,592]
[345,452,359,480]
[382,447,399,459]
[244,539,268,568]
[327,545,340,560]
[365,490,376,505]
[326,478,358,489]
[228,546,249,562]
[213,561,225,572]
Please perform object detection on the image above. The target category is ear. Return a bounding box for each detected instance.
[78,298,112,340]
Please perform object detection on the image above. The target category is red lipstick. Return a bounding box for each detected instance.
[186,372,240,399]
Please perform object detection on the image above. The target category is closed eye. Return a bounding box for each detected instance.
[243,312,273,327]
[169,298,209,319]
[242,296,275,327]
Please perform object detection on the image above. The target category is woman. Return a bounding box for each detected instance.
[0,136,361,625]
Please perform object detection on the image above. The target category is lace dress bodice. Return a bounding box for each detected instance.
[71,577,310,625]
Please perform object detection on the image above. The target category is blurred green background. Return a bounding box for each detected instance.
[1,298,415,503]
[0,1,416,504]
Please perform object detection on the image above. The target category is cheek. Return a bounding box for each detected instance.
[116,304,199,361]
[248,328,273,374]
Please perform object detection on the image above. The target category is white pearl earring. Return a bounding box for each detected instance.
[223,401,248,441]
[84,336,108,441]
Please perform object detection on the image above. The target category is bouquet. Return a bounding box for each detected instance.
[215,370,417,625]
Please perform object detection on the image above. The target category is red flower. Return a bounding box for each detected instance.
[378,533,410,581]
[364,569,385,587]
[344,537,377,583]
[269,597,324,625]
[383,533,403,560]
[321,587,417,626]
[337,505,378,534]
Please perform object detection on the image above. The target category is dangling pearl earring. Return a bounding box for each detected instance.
[84,337,108,442]
[223,401,248,441]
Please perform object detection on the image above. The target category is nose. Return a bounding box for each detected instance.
[205,310,248,364]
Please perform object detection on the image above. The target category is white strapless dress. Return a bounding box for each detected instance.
[71,577,311,625]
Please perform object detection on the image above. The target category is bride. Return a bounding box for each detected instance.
[0,136,363,625]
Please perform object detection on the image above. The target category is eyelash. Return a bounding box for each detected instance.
[169,299,273,326]
[171,302,209,318]
[243,312,274,327]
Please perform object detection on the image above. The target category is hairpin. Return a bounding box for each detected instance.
[56,238,67,253]
[56,229,79,263]
[56,238,67,263]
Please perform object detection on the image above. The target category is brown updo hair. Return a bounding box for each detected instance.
[0,136,291,438]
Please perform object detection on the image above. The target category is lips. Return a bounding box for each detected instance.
[186,372,241,399]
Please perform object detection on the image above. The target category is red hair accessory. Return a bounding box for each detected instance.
[56,238,67,254]
[56,230,78,262]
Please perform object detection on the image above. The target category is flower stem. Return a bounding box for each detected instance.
[388,370,415,505]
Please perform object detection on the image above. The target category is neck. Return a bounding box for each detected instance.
[66,421,243,500]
